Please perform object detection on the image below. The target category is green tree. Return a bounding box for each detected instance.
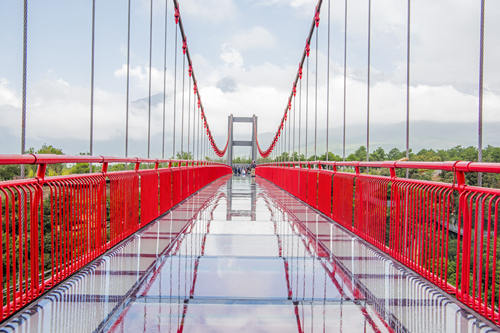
[369,147,386,161]
[176,151,193,160]
[0,165,21,181]
[347,146,367,161]
[387,148,405,160]
[25,144,65,177]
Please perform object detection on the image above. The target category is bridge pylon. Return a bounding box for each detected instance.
[227,114,258,166]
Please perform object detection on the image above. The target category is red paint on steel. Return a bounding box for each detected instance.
[317,170,332,216]
[256,160,500,324]
[0,154,231,321]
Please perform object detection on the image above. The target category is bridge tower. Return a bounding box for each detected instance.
[227,115,258,166]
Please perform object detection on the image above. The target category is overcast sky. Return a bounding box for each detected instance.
[0,0,499,158]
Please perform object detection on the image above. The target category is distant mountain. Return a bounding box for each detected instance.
[251,121,500,156]
[131,93,166,109]
[1,121,498,157]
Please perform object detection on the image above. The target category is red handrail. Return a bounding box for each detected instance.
[256,161,500,325]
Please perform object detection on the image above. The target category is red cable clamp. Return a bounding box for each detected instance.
[306,42,310,57]
[174,7,180,24]
[314,9,320,27]
[288,101,291,110]
[293,85,297,96]
[188,65,192,77]
[198,99,201,107]
[193,83,197,94]
[298,66,303,79]
[182,40,187,54]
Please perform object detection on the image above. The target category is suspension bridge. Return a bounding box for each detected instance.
[0,0,499,332]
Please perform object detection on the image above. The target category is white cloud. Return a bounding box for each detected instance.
[255,0,316,9]
[0,79,19,109]
[180,0,237,23]
[231,26,276,51]
[220,44,244,68]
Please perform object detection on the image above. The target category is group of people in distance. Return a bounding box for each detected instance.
[233,160,256,177]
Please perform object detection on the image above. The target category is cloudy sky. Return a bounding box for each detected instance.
[0,0,499,158]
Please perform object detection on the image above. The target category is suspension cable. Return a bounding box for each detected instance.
[299,73,302,159]
[253,1,322,160]
[367,0,371,162]
[181,43,186,154]
[188,66,192,158]
[342,0,347,161]
[162,0,168,159]
[20,0,28,178]
[173,11,178,158]
[147,0,153,158]
[478,0,485,186]
[90,0,96,159]
[405,0,411,158]
[21,0,28,162]
[326,0,330,162]
[192,82,196,157]
[406,0,411,176]
[305,49,309,160]
[288,95,291,156]
[293,85,296,161]
[125,0,131,157]
[197,102,200,160]
[314,23,319,159]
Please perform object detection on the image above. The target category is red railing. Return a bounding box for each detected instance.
[0,154,231,321]
[257,160,500,324]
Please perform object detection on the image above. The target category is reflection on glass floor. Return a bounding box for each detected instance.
[1,176,498,332]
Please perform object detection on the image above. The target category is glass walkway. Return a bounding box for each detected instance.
[1,176,497,332]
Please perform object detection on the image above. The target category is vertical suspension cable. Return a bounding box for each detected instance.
[305,55,309,160]
[188,74,191,158]
[477,0,485,186]
[192,88,196,156]
[298,77,302,160]
[197,105,200,160]
[161,0,168,159]
[147,0,153,158]
[90,0,96,159]
[326,0,330,162]
[20,0,28,178]
[293,88,296,161]
[181,47,186,154]
[288,102,291,157]
[342,0,347,161]
[314,25,319,159]
[405,0,411,178]
[366,0,371,162]
[125,0,131,157]
[172,24,178,158]
[405,0,411,162]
